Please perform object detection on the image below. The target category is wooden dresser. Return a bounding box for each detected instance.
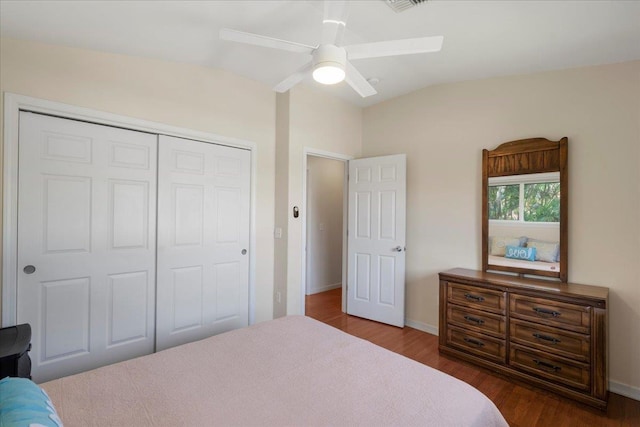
[439,268,608,409]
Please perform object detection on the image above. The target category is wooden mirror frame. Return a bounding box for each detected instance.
[482,137,568,282]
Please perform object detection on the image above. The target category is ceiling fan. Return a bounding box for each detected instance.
[219,0,443,98]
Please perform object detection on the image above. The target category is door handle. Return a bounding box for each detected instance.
[393,246,403,252]
[23,265,36,274]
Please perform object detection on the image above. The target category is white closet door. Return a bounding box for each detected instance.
[17,112,157,383]
[156,135,250,351]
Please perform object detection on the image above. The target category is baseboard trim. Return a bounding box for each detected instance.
[609,380,640,401]
[405,319,438,336]
[306,282,342,295]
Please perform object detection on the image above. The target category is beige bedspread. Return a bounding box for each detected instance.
[42,316,508,426]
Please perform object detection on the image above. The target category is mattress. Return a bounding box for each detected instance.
[41,316,508,427]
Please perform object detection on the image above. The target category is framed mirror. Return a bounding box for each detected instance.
[482,137,568,282]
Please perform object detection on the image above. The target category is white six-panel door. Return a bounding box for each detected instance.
[347,154,406,327]
[155,135,251,351]
[17,112,158,383]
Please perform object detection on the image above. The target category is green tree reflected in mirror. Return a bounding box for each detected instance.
[488,185,519,220]
[524,182,560,222]
[488,180,560,223]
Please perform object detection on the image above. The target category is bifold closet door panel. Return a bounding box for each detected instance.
[156,135,251,351]
[17,112,158,383]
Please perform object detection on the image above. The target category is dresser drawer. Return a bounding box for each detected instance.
[448,305,506,338]
[439,269,608,409]
[510,294,591,334]
[447,325,506,364]
[510,344,590,391]
[447,283,506,315]
[510,319,590,362]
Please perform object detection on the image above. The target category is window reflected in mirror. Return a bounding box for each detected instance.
[488,172,561,274]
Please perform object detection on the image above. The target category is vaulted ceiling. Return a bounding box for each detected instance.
[2,0,639,107]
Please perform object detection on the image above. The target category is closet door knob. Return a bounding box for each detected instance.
[23,265,36,274]
[241,249,247,255]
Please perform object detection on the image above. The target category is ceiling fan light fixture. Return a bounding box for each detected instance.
[313,64,345,85]
[312,44,347,85]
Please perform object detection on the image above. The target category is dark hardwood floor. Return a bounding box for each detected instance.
[305,288,640,427]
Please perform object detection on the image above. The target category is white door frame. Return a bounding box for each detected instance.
[2,93,258,327]
[301,148,352,315]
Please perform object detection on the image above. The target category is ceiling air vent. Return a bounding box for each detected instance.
[384,0,428,13]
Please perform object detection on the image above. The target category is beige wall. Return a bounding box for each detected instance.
[306,156,344,294]
[273,92,290,318]
[0,38,276,323]
[363,61,640,393]
[283,85,362,315]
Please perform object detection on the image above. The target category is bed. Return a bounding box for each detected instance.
[40,316,508,426]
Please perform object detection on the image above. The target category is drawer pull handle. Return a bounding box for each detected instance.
[464,315,485,325]
[463,337,485,347]
[532,333,561,344]
[464,293,485,302]
[532,307,561,317]
[532,358,562,372]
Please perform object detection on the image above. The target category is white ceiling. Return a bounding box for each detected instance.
[1,0,639,107]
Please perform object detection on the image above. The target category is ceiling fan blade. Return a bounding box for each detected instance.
[273,61,313,93]
[345,36,444,60]
[220,28,316,54]
[321,0,349,46]
[345,61,377,98]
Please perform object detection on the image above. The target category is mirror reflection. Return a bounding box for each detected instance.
[487,172,561,274]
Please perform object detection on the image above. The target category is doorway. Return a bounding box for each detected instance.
[301,151,350,315]
[300,150,407,328]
